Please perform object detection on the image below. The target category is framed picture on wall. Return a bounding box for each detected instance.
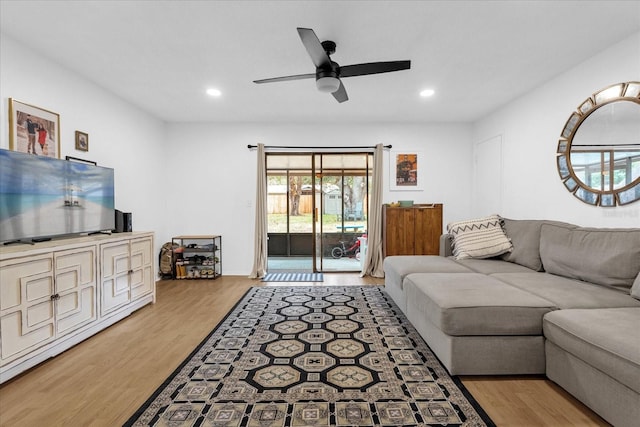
[8,98,61,159]
[390,151,424,191]
[75,131,89,152]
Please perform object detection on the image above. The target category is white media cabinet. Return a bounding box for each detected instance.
[0,232,155,383]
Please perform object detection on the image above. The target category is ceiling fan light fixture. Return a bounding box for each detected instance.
[316,76,340,93]
[420,89,435,97]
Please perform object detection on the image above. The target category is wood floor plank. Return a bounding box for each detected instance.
[0,275,609,426]
[461,376,609,426]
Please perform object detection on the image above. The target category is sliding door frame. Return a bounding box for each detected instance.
[266,151,372,272]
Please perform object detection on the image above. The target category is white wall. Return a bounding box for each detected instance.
[472,32,640,227]
[0,34,168,264]
[164,123,472,274]
[0,32,471,277]
[4,28,638,277]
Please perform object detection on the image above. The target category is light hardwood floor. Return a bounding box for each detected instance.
[0,275,609,427]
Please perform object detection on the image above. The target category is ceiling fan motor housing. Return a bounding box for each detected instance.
[316,64,339,80]
[321,40,336,55]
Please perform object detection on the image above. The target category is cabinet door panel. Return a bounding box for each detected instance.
[102,243,130,276]
[130,237,153,299]
[384,208,415,256]
[129,268,144,295]
[105,263,130,313]
[55,247,97,336]
[414,206,443,255]
[57,287,95,335]
[55,248,95,292]
[1,310,54,363]
[130,238,151,269]
[26,300,54,329]
[25,275,53,304]
[101,242,131,315]
[57,292,79,317]
[1,257,52,311]
[0,255,55,363]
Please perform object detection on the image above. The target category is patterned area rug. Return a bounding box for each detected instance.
[262,273,324,282]
[125,286,494,426]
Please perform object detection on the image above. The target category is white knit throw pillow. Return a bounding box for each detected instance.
[447,214,513,259]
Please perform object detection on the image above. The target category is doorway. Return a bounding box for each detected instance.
[266,152,372,273]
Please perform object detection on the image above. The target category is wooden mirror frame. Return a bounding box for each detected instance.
[556,81,640,207]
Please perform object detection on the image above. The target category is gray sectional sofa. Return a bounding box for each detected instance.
[383,218,640,427]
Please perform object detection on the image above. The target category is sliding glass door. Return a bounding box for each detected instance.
[266,155,314,271]
[314,154,371,272]
[266,152,371,273]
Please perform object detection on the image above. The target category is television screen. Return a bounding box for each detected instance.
[0,148,115,243]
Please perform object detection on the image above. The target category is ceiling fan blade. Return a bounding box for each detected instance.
[297,27,331,68]
[332,80,349,103]
[253,73,316,84]
[339,60,411,78]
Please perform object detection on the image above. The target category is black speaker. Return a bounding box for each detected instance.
[123,212,132,232]
[114,210,132,232]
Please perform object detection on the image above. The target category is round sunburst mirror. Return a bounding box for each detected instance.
[556,81,640,207]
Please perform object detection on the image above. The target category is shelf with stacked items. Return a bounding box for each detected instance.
[172,235,222,280]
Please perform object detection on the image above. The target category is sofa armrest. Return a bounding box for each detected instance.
[440,233,453,257]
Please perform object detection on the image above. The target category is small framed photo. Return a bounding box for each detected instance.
[75,131,89,152]
[8,98,61,158]
[390,151,425,191]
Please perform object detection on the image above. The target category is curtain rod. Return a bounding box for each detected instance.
[572,144,640,146]
[247,144,392,150]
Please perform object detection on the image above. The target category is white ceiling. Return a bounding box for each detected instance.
[1,1,639,123]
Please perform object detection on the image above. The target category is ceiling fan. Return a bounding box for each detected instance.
[253,27,411,103]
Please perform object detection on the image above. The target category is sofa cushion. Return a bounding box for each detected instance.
[543,308,640,393]
[404,273,555,336]
[539,224,640,291]
[499,218,546,271]
[492,273,640,309]
[632,272,640,300]
[446,214,513,260]
[453,257,536,274]
[383,255,472,291]
[499,219,577,271]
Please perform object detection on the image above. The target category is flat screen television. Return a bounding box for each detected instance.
[0,148,115,244]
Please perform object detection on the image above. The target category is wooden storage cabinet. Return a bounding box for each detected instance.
[383,204,443,256]
[0,232,154,383]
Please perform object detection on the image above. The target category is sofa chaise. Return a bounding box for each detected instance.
[383,216,640,427]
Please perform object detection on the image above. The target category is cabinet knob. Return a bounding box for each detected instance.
[50,294,60,300]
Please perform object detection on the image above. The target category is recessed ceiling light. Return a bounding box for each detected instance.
[420,89,435,97]
[206,88,222,97]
